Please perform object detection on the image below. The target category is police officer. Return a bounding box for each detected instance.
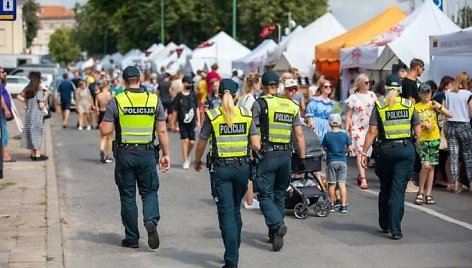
[99,66,170,249]
[194,79,260,268]
[251,71,306,251]
[361,74,421,240]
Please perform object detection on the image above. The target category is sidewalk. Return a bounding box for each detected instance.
[0,115,63,268]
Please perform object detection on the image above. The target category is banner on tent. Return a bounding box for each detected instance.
[433,0,443,11]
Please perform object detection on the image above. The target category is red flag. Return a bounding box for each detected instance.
[197,41,215,48]
[259,24,276,38]
[169,48,184,57]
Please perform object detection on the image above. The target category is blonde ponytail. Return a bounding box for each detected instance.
[221,91,235,126]
[385,88,399,107]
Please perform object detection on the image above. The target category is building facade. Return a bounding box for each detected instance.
[0,1,25,55]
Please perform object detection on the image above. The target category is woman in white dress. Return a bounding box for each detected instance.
[345,74,377,189]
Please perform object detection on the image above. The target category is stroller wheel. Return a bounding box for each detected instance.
[314,202,329,217]
[293,203,309,219]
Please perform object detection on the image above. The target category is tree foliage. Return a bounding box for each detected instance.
[73,0,328,56]
[456,5,472,28]
[23,0,40,48]
[49,28,81,64]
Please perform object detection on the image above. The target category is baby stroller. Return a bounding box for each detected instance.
[285,154,330,219]
[285,125,329,219]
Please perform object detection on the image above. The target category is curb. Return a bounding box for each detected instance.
[45,120,65,268]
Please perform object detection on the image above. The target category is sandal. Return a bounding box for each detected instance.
[425,195,435,205]
[357,175,368,190]
[415,193,424,205]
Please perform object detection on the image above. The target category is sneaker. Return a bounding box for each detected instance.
[121,239,139,248]
[244,199,260,209]
[182,159,191,170]
[339,205,348,213]
[145,221,160,249]
[78,126,83,131]
[406,181,419,193]
[86,125,92,131]
[329,205,336,212]
[105,158,113,163]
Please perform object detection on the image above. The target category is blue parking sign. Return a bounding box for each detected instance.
[0,0,16,21]
[433,0,444,11]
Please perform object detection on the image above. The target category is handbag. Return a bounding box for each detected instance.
[439,127,448,150]
[41,103,52,119]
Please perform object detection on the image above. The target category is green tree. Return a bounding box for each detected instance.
[456,5,472,28]
[22,0,40,48]
[49,28,81,64]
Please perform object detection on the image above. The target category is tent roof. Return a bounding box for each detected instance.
[316,5,406,63]
[388,0,460,67]
[287,13,346,54]
[273,52,314,77]
[192,31,250,60]
[267,25,304,64]
[430,27,472,57]
[232,39,277,74]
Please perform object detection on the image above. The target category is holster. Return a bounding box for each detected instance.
[154,144,160,161]
[112,140,118,158]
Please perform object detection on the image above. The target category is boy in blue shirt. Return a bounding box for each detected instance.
[322,114,353,213]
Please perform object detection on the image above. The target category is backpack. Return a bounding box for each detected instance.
[178,92,197,124]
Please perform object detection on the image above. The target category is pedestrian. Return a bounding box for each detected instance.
[344,73,377,190]
[414,82,452,205]
[0,66,16,162]
[172,76,200,169]
[75,80,92,131]
[305,79,334,142]
[19,72,49,161]
[56,73,76,128]
[99,66,171,249]
[251,71,306,251]
[194,78,260,268]
[95,80,113,163]
[361,74,421,240]
[322,113,353,213]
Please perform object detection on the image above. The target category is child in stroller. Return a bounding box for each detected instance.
[285,125,330,219]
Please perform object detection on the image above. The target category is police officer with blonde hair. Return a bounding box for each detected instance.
[195,79,260,268]
[361,74,421,240]
[251,71,305,251]
[100,66,170,249]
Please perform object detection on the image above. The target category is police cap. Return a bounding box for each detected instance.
[219,79,238,95]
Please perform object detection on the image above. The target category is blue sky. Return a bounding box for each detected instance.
[37,0,470,29]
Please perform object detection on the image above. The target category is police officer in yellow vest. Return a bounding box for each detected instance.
[361,74,421,240]
[99,66,170,249]
[251,71,305,251]
[195,79,260,268]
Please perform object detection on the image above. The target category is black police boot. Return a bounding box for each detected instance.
[121,239,139,248]
[391,233,403,240]
[272,224,287,252]
[222,264,237,268]
[145,221,160,249]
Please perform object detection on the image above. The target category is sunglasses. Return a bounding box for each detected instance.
[323,85,332,88]
[363,81,370,85]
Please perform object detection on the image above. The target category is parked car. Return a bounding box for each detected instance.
[5,75,29,96]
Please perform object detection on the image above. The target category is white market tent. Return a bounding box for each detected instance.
[147,43,164,53]
[339,0,460,97]
[145,42,178,71]
[266,25,304,65]
[120,49,144,69]
[191,31,251,77]
[429,27,472,82]
[155,44,193,75]
[232,39,277,74]
[272,13,346,76]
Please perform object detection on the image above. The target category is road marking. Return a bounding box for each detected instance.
[362,188,472,231]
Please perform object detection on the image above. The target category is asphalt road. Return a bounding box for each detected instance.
[51,113,472,268]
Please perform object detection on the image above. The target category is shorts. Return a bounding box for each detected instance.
[178,122,195,140]
[61,99,71,110]
[162,99,173,113]
[418,140,440,165]
[98,111,105,125]
[327,161,347,184]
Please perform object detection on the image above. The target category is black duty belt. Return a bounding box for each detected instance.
[117,143,154,150]
[379,139,412,148]
[262,143,291,152]
[214,157,249,165]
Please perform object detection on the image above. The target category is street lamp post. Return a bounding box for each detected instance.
[232,0,236,39]
[160,0,164,43]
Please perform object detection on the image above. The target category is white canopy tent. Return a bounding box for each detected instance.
[144,42,178,72]
[154,44,193,75]
[120,49,144,69]
[232,39,277,74]
[339,0,460,99]
[191,31,250,77]
[266,25,304,65]
[272,13,346,77]
[429,28,472,82]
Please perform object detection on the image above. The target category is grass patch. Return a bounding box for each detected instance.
[0,181,16,191]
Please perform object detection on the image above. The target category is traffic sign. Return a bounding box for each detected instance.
[0,0,16,21]
[433,0,444,11]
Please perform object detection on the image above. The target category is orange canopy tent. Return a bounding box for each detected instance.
[315,5,406,84]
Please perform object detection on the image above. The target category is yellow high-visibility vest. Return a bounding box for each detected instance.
[376,96,414,140]
[116,91,158,144]
[206,106,252,158]
[259,95,299,144]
